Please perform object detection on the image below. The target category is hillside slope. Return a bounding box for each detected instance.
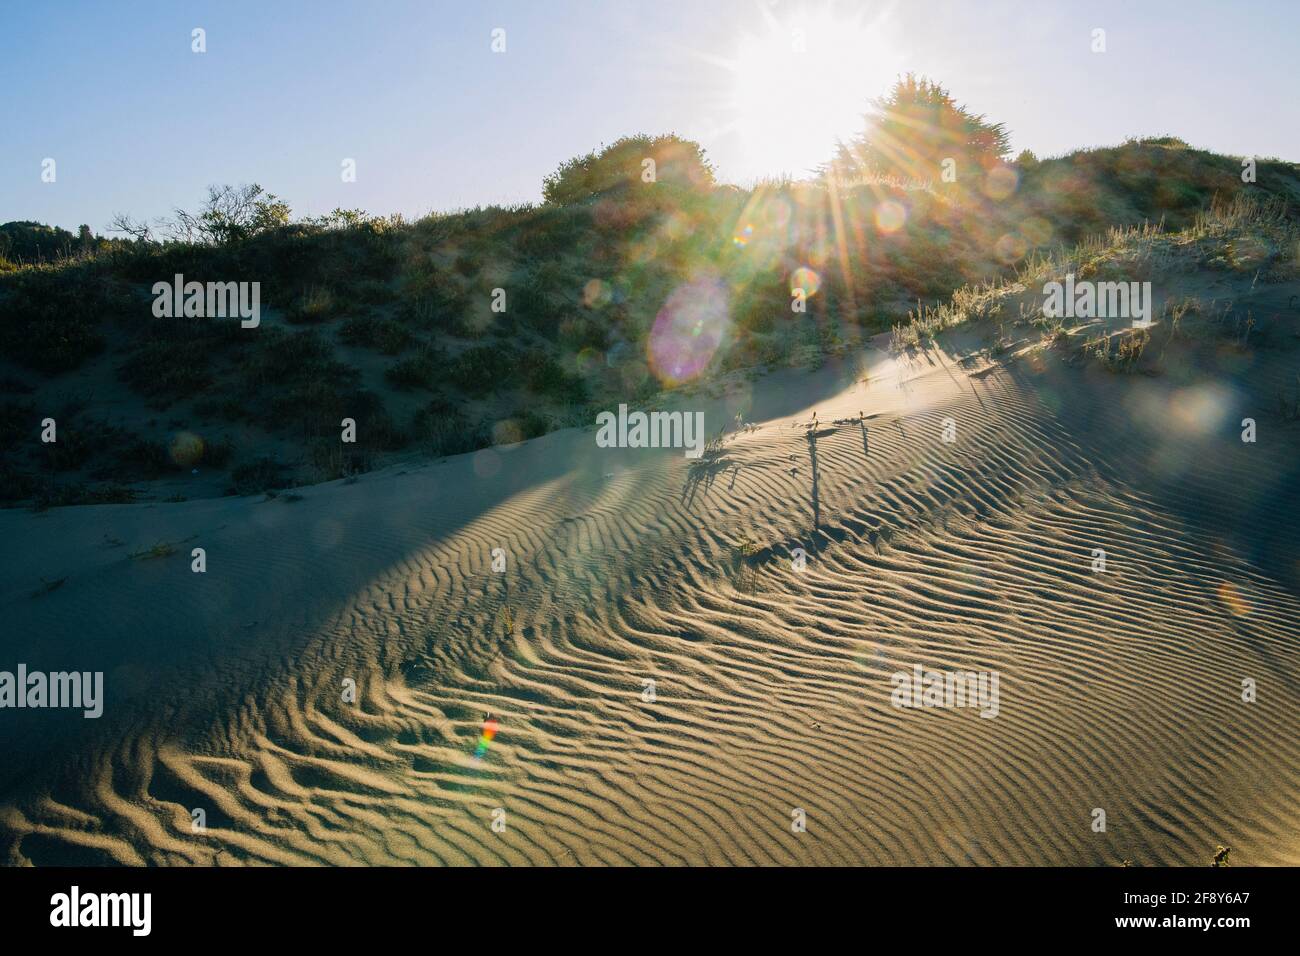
[2,140,1297,508]
[2,198,1297,866]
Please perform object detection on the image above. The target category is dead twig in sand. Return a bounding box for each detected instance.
[128,540,178,560]
[31,576,66,597]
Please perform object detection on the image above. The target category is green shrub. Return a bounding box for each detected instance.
[449,345,519,397]
[542,134,716,205]
[31,482,139,510]
[112,438,177,479]
[203,436,234,468]
[385,346,446,391]
[520,349,587,403]
[227,456,286,495]
[339,315,414,354]
[118,339,215,401]
[285,285,337,324]
[0,268,123,373]
[409,404,492,457]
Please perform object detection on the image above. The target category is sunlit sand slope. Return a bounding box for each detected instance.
[2,332,1298,866]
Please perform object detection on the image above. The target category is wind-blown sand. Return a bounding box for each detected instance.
[3,316,1299,866]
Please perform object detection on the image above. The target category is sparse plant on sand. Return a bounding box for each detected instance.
[1076,327,1151,373]
[1277,374,1300,421]
[31,576,66,597]
[129,540,178,560]
[732,536,762,594]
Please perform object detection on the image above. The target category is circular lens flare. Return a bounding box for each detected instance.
[874,200,906,233]
[648,277,731,386]
[583,278,610,307]
[790,266,821,298]
[995,233,1028,264]
[169,431,204,468]
[983,165,1019,201]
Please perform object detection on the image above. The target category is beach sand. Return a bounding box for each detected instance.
[2,325,1299,866]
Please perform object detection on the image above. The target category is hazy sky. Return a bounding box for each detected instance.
[4,0,1297,233]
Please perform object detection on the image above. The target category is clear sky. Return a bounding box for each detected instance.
[3,0,1297,233]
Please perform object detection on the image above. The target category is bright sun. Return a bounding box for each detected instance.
[726,6,900,180]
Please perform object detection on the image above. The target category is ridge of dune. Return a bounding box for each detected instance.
[2,322,1299,867]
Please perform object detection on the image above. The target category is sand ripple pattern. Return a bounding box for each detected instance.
[3,347,1299,866]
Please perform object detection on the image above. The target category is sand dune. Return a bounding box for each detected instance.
[3,325,1299,866]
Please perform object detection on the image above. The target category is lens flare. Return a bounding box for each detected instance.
[660,211,693,241]
[473,448,501,478]
[473,716,499,760]
[648,276,731,386]
[874,201,906,233]
[1216,581,1250,617]
[629,237,659,264]
[1021,216,1054,246]
[790,266,821,298]
[169,431,204,468]
[763,196,793,229]
[733,223,754,247]
[995,233,1028,264]
[583,278,611,307]
[492,419,524,445]
[983,165,1019,201]
[726,7,902,183]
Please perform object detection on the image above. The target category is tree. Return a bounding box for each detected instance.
[542,134,715,205]
[107,212,155,242]
[0,221,79,261]
[830,74,1011,184]
[165,184,292,244]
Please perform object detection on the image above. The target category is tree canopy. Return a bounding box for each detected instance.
[542,134,715,204]
[830,74,1011,184]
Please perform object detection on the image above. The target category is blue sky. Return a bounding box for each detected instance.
[3,0,1297,233]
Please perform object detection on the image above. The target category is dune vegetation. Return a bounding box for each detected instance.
[2,78,1297,508]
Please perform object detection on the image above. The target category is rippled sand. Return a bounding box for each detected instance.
[3,329,1298,866]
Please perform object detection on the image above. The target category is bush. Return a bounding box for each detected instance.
[118,339,215,401]
[520,349,587,403]
[340,315,414,354]
[31,482,139,510]
[36,416,124,472]
[542,134,715,205]
[285,285,337,324]
[385,346,446,391]
[449,345,519,397]
[518,262,573,337]
[241,329,338,389]
[0,400,35,446]
[227,456,286,495]
[0,463,39,503]
[0,267,127,373]
[1126,135,1191,149]
[113,438,176,479]
[203,436,234,468]
[409,404,493,458]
